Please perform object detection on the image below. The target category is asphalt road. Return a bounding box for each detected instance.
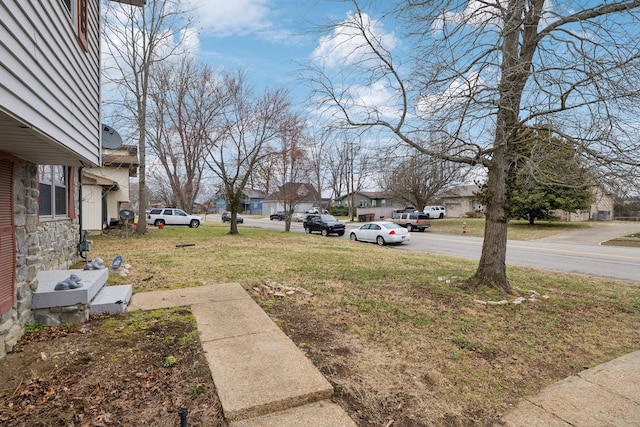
[213,216,640,284]
[402,231,640,284]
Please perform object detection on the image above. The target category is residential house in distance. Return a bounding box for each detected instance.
[439,185,485,218]
[591,186,615,220]
[0,0,144,359]
[334,191,405,219]
[82,144,139,232]
[262,183,322,215]
[214,188,266,215]
[440,184,614,221]
[553,185,614,221]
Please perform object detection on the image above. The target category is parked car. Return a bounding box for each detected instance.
[303,214,345,236]
[350,221,411,246]
[269,211,287,221]
[147,208,202,228]
[222,211,244,223]
[390,212,431,232]
[291,212,305,222]
[423,205,446,219]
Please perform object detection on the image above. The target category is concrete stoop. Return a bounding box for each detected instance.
[128,284,357,426]
[89,284,132,315]
[32,269,132,325]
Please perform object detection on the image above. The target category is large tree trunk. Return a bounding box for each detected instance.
[229,212,239,235]
[466,146,512,296]
[136,111,148,235]
[464,0,538,296]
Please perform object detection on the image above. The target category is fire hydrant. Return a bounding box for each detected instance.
[462,221,467,233]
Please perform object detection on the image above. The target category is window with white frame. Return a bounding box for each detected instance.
[39,165,68,218]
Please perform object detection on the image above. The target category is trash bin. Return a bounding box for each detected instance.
[365,213,375,222]
[358,214,366,222]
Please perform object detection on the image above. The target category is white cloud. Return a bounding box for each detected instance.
[180,27,201,53]
[349,80,404,118]
[306,11,402,122]
[184,0,272,37]
[432,0,506,31]
[311,11,398,69]
[416,72,485,118]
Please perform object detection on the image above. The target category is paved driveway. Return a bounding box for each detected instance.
[534,222,638,246]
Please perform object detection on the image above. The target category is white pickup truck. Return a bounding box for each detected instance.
[390,212,431,232]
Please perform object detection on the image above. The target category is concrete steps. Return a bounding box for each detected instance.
[90,284,132,315]
[32,268,132,325]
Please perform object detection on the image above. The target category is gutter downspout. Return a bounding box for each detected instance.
[77,167,89,261]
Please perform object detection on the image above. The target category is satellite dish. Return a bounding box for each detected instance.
[101,124,123,149]
[119,209,135,220]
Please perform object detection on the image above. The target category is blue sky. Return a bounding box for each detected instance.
[184,0,358,107]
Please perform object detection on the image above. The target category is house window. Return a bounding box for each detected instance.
[359,200,367,208]
[381,199,387,207]
[39,165,68,218]
[61,0,89,51]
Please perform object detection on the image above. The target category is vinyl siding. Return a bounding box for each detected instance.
[81,184,104,231]
[0,0,101,166]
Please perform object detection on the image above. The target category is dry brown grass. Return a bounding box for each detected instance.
[84,223,640,425]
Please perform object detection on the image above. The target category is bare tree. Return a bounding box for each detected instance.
[305,129,332,209]
[146,168,175,205]
[146,58,224,212]
[102,0,192,233]
[249,155,277,197]
[269,113,308,231]
[324,134,348,203]
[309,0,640,295]
[340,131,373,221]
[206,71,292,234]
[380,150,466,210]
[323,129,370,214]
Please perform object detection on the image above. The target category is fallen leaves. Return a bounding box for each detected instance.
[0,309,227,426]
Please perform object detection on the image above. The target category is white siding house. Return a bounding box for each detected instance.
[82,145,139,232]
[0,1,102,166]
[0,0,144,359]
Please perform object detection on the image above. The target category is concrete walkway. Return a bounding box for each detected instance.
[128,283,356,426]
[128,283,640,426]
[499,350,640,426]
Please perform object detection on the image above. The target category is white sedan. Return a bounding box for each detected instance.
[349,221,411,246]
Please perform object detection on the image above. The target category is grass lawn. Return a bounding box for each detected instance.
[426,217,598,240]
[87,222,640,425]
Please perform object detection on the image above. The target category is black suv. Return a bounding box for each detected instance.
[303,214,345,236]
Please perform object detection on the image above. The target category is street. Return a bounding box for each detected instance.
[210,216,640,284]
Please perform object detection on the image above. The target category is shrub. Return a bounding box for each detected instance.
[465,211,485,218]
[330,206,348,216]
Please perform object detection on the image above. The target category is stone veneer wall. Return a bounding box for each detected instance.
[0,159,80,358]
